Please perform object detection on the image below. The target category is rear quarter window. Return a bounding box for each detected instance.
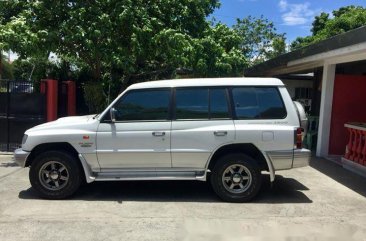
[232,87,287,119]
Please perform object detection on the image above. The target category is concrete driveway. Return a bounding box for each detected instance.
[0,154,366,241]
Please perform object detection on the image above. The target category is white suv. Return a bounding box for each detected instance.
[14,78,310,202]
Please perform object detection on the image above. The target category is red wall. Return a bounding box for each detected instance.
[329,74,366,155]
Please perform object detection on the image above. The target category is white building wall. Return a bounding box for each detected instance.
[281,79,313,99]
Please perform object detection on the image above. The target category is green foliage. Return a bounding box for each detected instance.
[12,58,52,81]
[233,16,286,66]
[311,12,329,36]
[190,23,247,77]
[0,54,13,79]
[319,7,366,37]
[83,82,107,113]
[332,5,364,18]
[0,0,285,105]
[291,5,366,50]
[0,0,220,82]
[290,36,315,51]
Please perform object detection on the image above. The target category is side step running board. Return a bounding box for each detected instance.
[78,154,207,183]
[93,171,206,181]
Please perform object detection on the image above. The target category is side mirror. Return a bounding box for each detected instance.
[110,107,117,122]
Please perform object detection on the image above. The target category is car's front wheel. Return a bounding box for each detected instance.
[210,153,262,202]
[29,151,82,199]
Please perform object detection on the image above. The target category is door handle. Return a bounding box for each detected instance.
[152,131,165,137]
[214,131,228,136]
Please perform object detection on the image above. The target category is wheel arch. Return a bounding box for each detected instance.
[207,143,275,181]
[26,142,80,167]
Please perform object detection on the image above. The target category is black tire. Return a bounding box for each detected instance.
[29,151,82,199]
[210,153,262,202]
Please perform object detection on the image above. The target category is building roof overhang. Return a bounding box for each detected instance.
[245,26,366,77]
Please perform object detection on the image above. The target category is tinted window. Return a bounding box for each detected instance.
[175,88,230,120]
[210,89,230,119]
[175,89,209,119]
[114,89,170,121]
[232,87,286,119]
[232,87,258,119]
[256,88,287,118]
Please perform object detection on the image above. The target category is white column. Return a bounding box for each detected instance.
[316,63,336,157]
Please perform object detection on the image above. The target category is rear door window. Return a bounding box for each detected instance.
[175,88,209,119]
[175,88,230,120]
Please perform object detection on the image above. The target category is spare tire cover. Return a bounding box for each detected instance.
[293,101,308,135]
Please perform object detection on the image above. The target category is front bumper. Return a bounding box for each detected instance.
[293,148,311,168]
[13,148,30,167]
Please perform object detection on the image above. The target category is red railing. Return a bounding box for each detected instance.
[344,123,366,166]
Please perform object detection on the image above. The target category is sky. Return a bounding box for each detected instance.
[211,0,366,43]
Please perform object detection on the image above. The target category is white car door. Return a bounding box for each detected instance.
[96,88,172,169]
[171,87,235,169]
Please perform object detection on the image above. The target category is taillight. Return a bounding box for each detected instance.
[295,127,303,149]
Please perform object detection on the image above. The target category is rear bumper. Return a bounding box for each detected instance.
[13,148,30,168]
[293,148,311,168]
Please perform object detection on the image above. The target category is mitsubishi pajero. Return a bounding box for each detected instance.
[14,78,310,202]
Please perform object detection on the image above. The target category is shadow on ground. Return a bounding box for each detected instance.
[18,174,312,203]
[310,157,366,198]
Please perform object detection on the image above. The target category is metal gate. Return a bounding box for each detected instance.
[0,80,46,152]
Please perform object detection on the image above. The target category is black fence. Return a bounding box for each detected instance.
[0,80,46,152]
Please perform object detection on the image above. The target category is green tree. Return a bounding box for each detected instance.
[332,5,364,18]
[11,57,59,82]
[319,6,366,37]
[0,0,229,112]
[233,16,286,66]
[311,12,329,35]
[290,36,315,51]
[189,23,247,77]
[0,0,286,111]
[291,5,366,50]
[0,53,13,80]
[0,0,220,82]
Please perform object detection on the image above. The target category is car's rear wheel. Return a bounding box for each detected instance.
[210,153,262,202]
[29,151,82,199]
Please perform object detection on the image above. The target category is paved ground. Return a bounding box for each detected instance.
[0,154,366,241]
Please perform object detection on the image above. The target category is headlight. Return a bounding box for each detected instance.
[22,134,28,145]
